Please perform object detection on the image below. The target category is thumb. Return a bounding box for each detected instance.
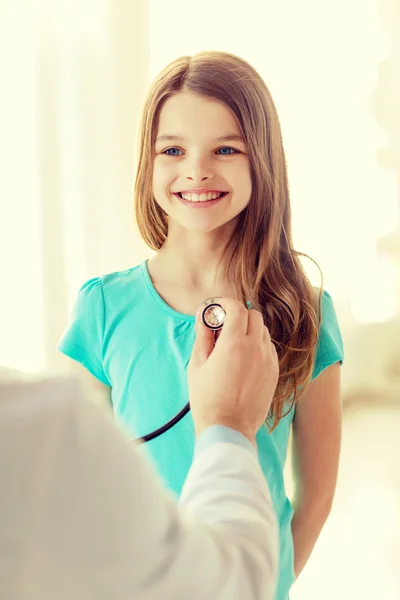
[191,306,215,366]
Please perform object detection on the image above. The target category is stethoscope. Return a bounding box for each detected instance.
[138,298,226,443]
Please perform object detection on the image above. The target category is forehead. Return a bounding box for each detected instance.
[156,91,241,139]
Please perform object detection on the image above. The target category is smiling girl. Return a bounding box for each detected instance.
[58,51,344,600]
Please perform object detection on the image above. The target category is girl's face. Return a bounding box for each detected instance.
[152,91,252,235]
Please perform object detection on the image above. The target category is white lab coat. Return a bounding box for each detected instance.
[0,376,278,600]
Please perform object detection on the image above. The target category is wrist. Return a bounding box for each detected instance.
[195,422,256,447]
[194,424,258,457]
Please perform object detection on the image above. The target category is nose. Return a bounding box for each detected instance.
[185,156,214,182]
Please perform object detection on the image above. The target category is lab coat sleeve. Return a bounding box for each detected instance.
[194,423,258,455]
[0,377,278,600]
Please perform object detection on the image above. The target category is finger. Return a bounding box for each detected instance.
[190,305,216,366]
[263,326,278,361]
[215,298,248,341]
[263,324,271,345]
[246,309,264,341]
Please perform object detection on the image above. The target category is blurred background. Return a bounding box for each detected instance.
[1,0,399,597]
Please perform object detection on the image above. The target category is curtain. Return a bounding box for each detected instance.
[0,0,150,374]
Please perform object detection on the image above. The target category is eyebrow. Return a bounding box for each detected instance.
[156,134,244,143]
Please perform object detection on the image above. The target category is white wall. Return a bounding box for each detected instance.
[148,0,400,396]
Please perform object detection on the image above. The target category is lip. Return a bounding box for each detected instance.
[174,188,229,194]
[174,192,228,209]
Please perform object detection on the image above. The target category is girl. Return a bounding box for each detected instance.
[58,51,344,600]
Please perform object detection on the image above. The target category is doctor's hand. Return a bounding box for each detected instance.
[188,298,279,445]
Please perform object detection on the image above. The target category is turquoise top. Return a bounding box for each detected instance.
[58,259,344,600]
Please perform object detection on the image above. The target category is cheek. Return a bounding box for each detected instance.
[153,161,176,194]
[229,162,252,200]
[244,163,253,197]
[152,166,165,200]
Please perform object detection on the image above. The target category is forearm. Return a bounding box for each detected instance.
[291,499,332,578]
[179,432,279,600]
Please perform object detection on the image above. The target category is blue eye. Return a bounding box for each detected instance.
[162,146,239,156]
[216,147,238,155]
[163,148,183,156]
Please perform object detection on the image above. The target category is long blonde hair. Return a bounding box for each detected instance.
[134,51,322,431]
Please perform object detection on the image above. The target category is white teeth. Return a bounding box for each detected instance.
[180,192,224,202]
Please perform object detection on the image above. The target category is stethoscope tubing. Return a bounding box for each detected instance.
[139,402,191,443]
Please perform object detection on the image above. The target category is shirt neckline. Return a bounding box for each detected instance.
[140,259,196,322]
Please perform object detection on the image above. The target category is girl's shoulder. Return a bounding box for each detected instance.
[100,262,145,294]
[75,262,146,307]
[312,288,344,380]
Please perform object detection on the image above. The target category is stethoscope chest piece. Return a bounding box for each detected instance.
[200,297,226,331]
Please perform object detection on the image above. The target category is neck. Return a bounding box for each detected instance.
[149,227,233,290]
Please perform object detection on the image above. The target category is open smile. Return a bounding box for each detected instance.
[173,191,229,209]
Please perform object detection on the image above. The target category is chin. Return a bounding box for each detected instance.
[174,215,238,235]
[176,220,219,233]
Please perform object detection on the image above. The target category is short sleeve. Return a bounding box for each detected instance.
[57,278,110,386]
[312,290,344,380]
